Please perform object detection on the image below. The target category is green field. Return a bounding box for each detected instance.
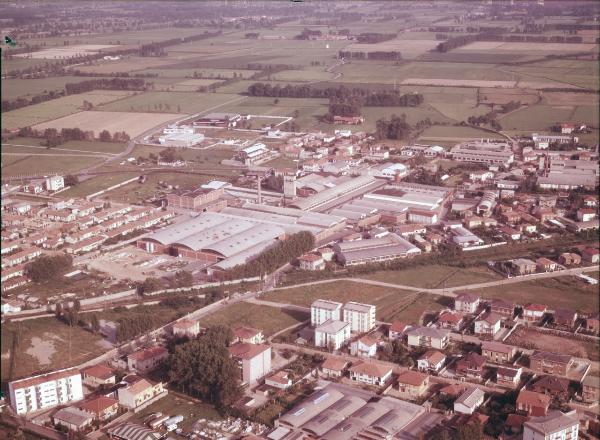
[3,137,127,154]
[59,172,140,198]
[199,302,309,336]
[2,76,105,100]
[477,274,599,313]
[2,90,135,129]
[1,154,105,178]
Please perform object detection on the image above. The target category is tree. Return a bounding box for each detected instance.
[137,277,163,294]
[91,313,100,334]
[168,325,241,407]
[173,270,193,288]
[99,130,112,142]
[64,174,79,186]
[27,254,73,282]
[73,299,81,312]
[55,302,63,318]
[159,148,176,163]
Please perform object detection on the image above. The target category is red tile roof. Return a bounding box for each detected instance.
[228,342,270,360]
[81,364,114,380]
[78,396,118,415]
[128,346,168,362]
[397,370,428,387]
[10,368,80,390]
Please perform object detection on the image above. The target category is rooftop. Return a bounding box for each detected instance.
[228,342,270,360]
[524,411,579,435]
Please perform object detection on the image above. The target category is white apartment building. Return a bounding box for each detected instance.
[523,410,579,440]
[315,320,351,350]
[343,302,376,334]
[311,299,343,327]
[9,368,83,415]
[44,175,65,192]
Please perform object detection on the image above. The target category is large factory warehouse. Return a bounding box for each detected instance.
[137,204,346,272]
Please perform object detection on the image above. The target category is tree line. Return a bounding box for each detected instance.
[355,33,396,44]
[338,51,402,61]
[374,114,412,140]
[138,30,221,57]
[226,231,315,279]
[115,308,163,342]
[26,254,73,282]
[18,126,130,147]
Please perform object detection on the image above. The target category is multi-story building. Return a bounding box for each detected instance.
[517,390,551,417]
[44,175,65,192]
[530,351,573,376]
[348,361,393,387]
[474,313,502,338]
[454,293,480,314]
[523,411,579,440]
[117,375,166,410]
[166,186,224,210]
[396,370,429,400]
[172,319,202,338]
[582,375,600,403]
[343,302,376,334]
[81,364,115,388]
[8,368,84,415]
[127,347,169,374]
[315,320,351,350]
[481,341,516,364]
[228,343,272,386]
[450,140,514,166]
[311,299,343,327]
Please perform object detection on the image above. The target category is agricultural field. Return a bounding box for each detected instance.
[4,137,127,154]
[454,41,598,54]
[345,39,440,59]
[59,172,140,199]
[417,125,504,144]
[95,91,243,114]
[1,153,106,178]
[15,44,119,59]
[2,90,136,130]
[2,76,105,100]
[498,105,580,131]
[32,110,181,138]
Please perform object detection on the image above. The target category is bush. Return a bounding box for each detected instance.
[27,254,73,282]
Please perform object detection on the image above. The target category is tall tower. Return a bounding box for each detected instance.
[283,173,296,198]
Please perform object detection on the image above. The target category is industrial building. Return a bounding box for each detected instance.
[274,382,443,440]
[537,159,599,190]
[158,132,204,147]
[235,143,274,165]
[450,139,514,166]
[138,205,346,272]
[333,232,420,266]
[166,186,225,210]
[193,112,241,127]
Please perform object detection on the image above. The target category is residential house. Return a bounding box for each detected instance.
[127,347,168,374]
[558,252,581,266]
[320,358,348,378]
[172,319,202,338]
[582,375,600,403]
[456,352,486,379]
[388,321,410,340]
[265,371,292,390]
[500,226,521,241]
[311,299,342,327]
[577,208,597,222]
[454,387,485,415]
[317,246,335,262]
[532,376,570,398]
[348,361,393,387]
[512,258,536,275]
[505,414,529,435]
[523,410,579,440]
[406,327,450,350]
[350,335,378,358]
[552,309,577,330]
[523,303,547,323]
[298,253,325,271]
[81,364,115,388]
[474,313,502,338]
[315,319,350,350]
[454,293,480,314]
[117,375,166,411]
[417,350,446,373]
[8,368,83,415]
[530,351,573,376]
[586,313,600,334]
[517,390,551,416]
[582,247,599,264]
[78,396,119,421]
[343,302,376,334]
[396,370,429,400]
[536,257,559,272]
[53,407,94,432]
[437,311,464,331]
[233,326,264,344]
[490,299,515,319]
[482,341,516,364]
[496,367,522,387]
[228,343,272,386]
[1,300,22,314]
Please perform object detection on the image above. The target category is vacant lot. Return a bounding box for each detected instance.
[477,275,599,314]
[363,264,501,289]
[59,172,140,199]
[15,44,118,59]
[1,317,107,381]
[2,90,135,129]
[506,327,598,361]
[32,110,181,138]
[200,302,308,336]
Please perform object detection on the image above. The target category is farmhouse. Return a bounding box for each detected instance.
[417,350,446,373]
[117,375,166,410]
[81,364,115,387]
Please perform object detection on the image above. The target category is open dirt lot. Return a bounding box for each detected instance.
[32,110,182,137]
[507,326,598,361]
[15,44,119,59]
[87,245,188,282]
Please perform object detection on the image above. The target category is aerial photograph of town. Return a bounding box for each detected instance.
[0,1,598,439]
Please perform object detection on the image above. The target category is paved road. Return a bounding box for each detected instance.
[270,265,599,298]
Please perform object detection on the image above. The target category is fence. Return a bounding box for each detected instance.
[85,176,139,200]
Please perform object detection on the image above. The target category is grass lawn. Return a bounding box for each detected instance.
[362,264,502,289]
[477,275,599,314]
[381,293,451,324]
[1,317,107,381]
[498,104,576,131]
[59,172,140,199]
[199,302,309,336]
[128,392,222,431]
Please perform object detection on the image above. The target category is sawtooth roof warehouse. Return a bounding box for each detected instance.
[137,204,346,274]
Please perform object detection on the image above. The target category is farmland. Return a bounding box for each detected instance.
[32,110,182,138]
